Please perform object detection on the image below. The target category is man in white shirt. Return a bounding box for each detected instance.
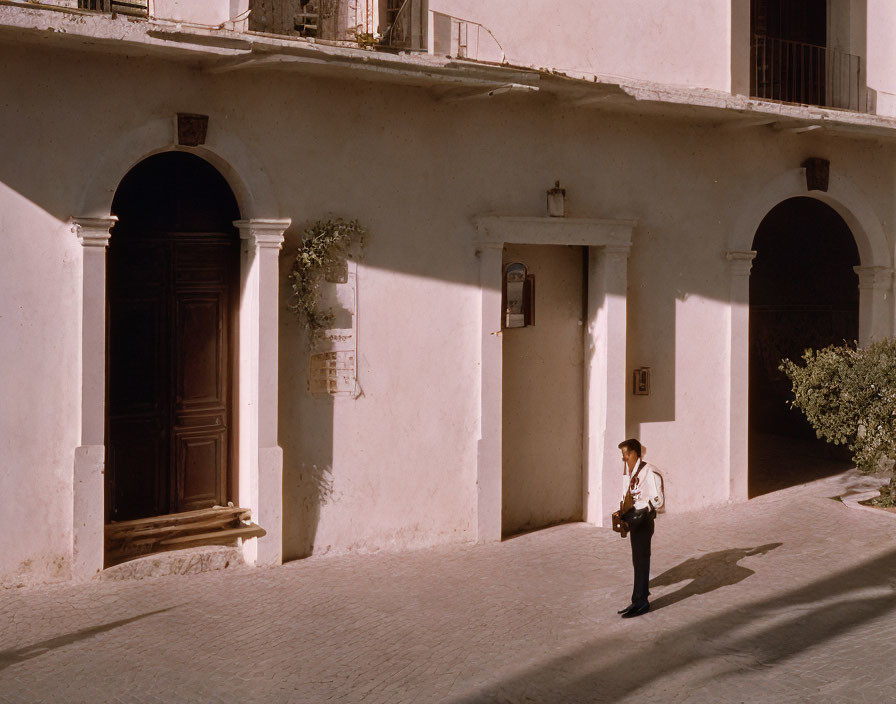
[617,438,661,618]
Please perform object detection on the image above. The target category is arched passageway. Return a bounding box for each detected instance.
[748,197,859,497]
[107,152,241,522]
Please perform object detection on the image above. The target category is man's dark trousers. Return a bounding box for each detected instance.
[630,513,655,604]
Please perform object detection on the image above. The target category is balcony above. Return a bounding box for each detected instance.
[248,0,428,53]
[7,0,896,138]
[78,0,147,16]
[751,34,864,113]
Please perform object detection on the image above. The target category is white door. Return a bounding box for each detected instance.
[502,243,584,535]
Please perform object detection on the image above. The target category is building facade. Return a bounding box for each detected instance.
[1,0,895,587]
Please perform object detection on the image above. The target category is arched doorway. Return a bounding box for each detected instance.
[748,197,859,496]
[107,152,241,522]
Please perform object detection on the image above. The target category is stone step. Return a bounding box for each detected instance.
[99,545,246,582]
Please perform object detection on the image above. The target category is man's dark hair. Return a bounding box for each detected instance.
[618,438,642,457]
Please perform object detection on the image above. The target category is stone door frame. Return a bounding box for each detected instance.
[473,216,636,541]
[725,168,894,502]
[70,138,289,579]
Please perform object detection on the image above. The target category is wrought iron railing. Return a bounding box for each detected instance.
[751,34,862,112]
[78,0,148,16]
[382,0,427,51]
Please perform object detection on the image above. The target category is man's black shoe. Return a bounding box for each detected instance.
[617,603,635,615]
[621,601,650,618]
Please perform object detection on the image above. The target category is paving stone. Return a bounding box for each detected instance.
[0,469,894,703]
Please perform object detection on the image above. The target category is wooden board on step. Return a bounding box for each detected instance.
[105,505,266,567]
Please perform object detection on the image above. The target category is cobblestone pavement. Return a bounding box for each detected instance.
[2,469,895,704]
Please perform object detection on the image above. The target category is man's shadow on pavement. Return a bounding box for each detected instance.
[649,543,783,611]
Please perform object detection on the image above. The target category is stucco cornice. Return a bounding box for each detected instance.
[72,216,117,247]
[726,250,757,277]
[234,219,291,250]
[854,265,894,291]
[473,215,634,250]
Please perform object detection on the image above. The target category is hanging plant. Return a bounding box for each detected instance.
[288,218,366,346]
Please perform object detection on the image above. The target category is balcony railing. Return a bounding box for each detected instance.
[431,12,504,63]
[751,34,862,112]
[249,0,425,50]
[78,0,148,16]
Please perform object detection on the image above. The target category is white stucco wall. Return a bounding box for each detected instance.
[865,0,896,117]
[1,37,895,585]
[0,185,81,586]
[430,0,733,90]
[152,0,232,25]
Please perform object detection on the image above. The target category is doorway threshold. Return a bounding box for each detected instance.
[105,506,265,568]
[100,545,246,581]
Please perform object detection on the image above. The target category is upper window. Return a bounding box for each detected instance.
[750,0,861,111]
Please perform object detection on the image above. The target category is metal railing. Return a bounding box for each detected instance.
[431,11,504,63]
[751,34,862,112]
[382,0,426,51]
[78,0,148,16]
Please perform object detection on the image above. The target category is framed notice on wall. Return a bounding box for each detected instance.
[309,259,360,398]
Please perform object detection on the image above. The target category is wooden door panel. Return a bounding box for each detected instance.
[175,430,226,510]
[109,240,166,289]
[174,240,230,286]
[175,294,225,409]
[108,237,169,521]
[172,239,233,511]
[109,297,165,416]
[109,417,166,520]
[109,230,235,521]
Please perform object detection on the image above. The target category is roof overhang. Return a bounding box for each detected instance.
[3,2,896,140]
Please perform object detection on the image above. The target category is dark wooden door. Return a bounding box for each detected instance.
[108,231,236,521]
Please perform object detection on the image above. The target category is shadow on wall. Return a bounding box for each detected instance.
[278,256,335,560]
[452,545,896,702]
[625,230,678,434]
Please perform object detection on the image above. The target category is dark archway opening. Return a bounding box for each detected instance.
[107,152,241,525]
[749,197,859,497]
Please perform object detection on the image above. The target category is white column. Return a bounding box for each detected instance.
[476,242,504,543]
[854,266,893,345]
[726,250,756,503]
[585,244,630,526]
[71,216,117,580]
[234,218,291,566]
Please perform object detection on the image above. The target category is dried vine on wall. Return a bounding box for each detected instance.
[288,218,366,347]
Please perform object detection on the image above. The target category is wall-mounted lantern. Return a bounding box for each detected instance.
[546,181,566,217]
[503,262,535,329]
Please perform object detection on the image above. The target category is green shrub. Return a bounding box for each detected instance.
[780,340,896,507]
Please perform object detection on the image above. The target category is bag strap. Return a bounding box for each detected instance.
[628,460,646,490]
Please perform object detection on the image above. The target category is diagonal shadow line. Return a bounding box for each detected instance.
[701,591,896,683]
[451,547,896,704]
[648,542,783,611]
[0,607,175,672]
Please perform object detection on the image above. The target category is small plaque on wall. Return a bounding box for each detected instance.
[177,113,209,147]
[633,367,650,395]
[308,259,360,397]
[309,350,357,395]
